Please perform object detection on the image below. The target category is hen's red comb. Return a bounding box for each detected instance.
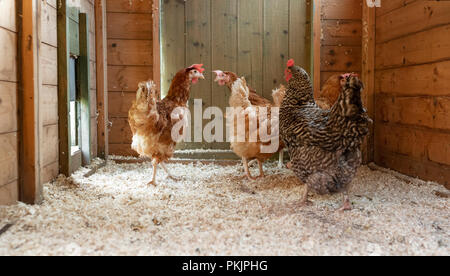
[189,64,205,73]
[287,59,295,67]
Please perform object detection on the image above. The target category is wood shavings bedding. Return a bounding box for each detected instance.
[0,159,448,256]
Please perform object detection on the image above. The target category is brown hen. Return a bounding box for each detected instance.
[128,64,205,185]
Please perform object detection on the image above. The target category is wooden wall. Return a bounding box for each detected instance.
[106,0,153,156]
[320,0,362,86]
[40,0,59,184]
[374,0,450,188]
[0,0,19,205]
[0,0,99,205]
[40,0,98,184]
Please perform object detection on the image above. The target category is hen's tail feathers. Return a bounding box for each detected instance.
[130,80,160,129]
[272,85,286,107]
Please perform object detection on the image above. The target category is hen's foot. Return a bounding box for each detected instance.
[147,180,157,186]
[286,162,292,169]
[337,200,352,212]
[299,199,313,207]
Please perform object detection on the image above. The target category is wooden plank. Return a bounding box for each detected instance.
[375,123,428,161]
[57,0,72,176]
[289,0,311,72]
[40,161,59,184]
[39,43,58,85]
[160,0,185,96]
[0,0,16,31]
[0,133,18,188]
[321,19,362,46]
[18,0,41,203]
[79,13,91,165]
[361,3,375,163]
[238,0,263,94]
[375,24,450,70]
[107,39,153,66]
[211,0,237,149]
[40,85,58,126]
[40,124,59,166]
[152,0,161,91]
[376,122,450,167]
[0,180,19,205]
[320,45,362,72]
[375,60,450,96]
[313,0,321,93]
[376,1,450,44]
[107,65,153,92]
[0,28,17,82]
[376,95,450,131]
[0,81,18,134]
[321,0,362,20]
[106,0,152,13]
[95,0,108,158]
[375,0,418,18]
[106,12,152,40]
[109,118,132,144]
[41,2,57,47]
[263,0,289,99]
[108,91,135,118]
[186,0,212,147]
[109,143,138,157]
[68,18,80,55]
[375,150,450,189]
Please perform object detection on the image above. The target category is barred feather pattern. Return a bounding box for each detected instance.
[279,66,371,194]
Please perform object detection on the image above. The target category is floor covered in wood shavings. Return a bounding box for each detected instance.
[0,158,449,255]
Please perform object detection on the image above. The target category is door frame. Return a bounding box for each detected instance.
[57,0,91,176]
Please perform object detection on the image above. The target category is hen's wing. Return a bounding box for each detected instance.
[128,81,161,154]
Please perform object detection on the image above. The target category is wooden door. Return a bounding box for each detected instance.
[161,0,312,150]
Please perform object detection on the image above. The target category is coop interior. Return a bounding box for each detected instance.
[0,0,449,255]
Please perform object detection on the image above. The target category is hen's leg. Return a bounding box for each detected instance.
[337,191,352,212]
[278,151,284,168]
[299,185,313,206]
[160,162,181,181]
[257,160,265,178]
[247,159,257,168]
[148,159,158,186]
[243,158,257,181]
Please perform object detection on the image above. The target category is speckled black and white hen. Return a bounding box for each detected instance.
[280,59,372,211]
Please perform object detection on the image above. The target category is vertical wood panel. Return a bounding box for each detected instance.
[95,0,108,158]
[238,0,263,95]
[211,0,237,149]
[79,13,91,165]
[160,0,185,96]
[361,3,375,164]
[19,0,41,203]
[289,0,311,73]
[185,0,212,147]
[211,0,238,104]
[263,0,289,99]
[57,0,72,176]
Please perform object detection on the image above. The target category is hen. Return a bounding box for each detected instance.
[213,70,286,170]
[315,73,348,110]
[128,64,205,185]
[280,59,371,210]
[225,77,282,180]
